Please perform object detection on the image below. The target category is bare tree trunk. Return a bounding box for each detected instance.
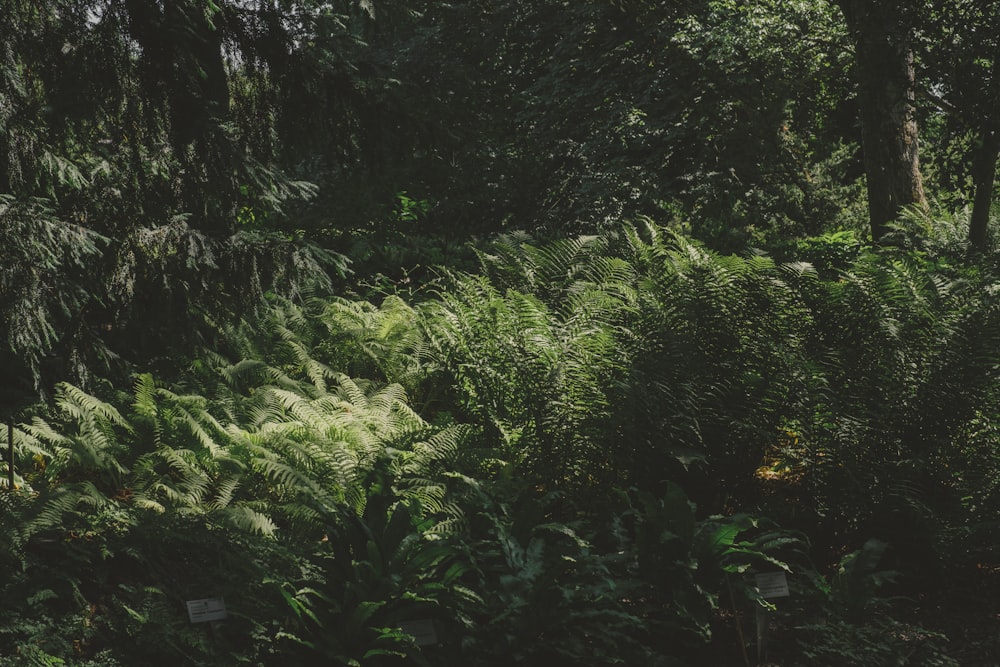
[967,40,1000,252]
[837,0,927,242]
[970,129,1000,252]
[6,417,13,492]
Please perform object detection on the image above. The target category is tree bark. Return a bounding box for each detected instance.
[970,129,1000,252]
[837,0,927,242]
[6,418,13,492]
[967,36,1000,252]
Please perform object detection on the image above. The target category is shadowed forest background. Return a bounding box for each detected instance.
[2,1,1000,665]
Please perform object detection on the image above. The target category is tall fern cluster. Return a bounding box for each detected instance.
[317,222,999,663]
[413,224,1000,550]
[1,220,995,664]
[404,226,821,509]
[0,336,471,664]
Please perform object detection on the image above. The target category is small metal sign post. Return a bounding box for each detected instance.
[754,572,789,664]
[186,597,228,624]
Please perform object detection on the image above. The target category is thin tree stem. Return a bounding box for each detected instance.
[7,417,13,492]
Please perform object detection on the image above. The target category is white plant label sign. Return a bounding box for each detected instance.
[186,597,228,623]
[754,572,790,599]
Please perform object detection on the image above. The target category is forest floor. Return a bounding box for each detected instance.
[693,561,1000,666]
[927,562,1000,666]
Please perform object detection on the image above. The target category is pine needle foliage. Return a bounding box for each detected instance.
[0,0,354,395]
[0,197,108,394]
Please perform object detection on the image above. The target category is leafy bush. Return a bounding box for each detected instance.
[793,540,959,667]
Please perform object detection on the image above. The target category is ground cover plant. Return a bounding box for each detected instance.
[2,223,999,664]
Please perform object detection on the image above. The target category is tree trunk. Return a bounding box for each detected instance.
[970,129,1000,252]
[837,0,927,242]
[967,38,1000,252]
[6,417,12,492]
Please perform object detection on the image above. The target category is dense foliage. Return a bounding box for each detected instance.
[4,0,1000,665]
[1,225,998,664]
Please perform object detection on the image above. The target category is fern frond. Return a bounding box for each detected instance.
[218,504,278,536]
[211,476,242,510]
[56,383,132,433]
[23,481,110,535]
[132,373,158,420]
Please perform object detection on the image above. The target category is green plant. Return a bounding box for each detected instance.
[626,482,802,650]
[793,540,958,666]
[274,496,462,666]
[0,315,483,664]
[449,481,660,667]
